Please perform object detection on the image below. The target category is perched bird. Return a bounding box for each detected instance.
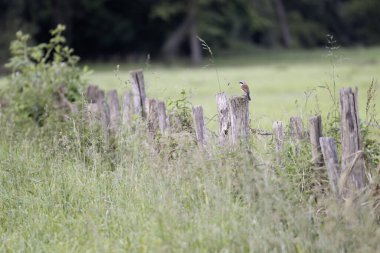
[239,80,251,101]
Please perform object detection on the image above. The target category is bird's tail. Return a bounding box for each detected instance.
[247,93,251,101]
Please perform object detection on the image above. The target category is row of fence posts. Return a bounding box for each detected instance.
[272,87,365,199]
[85,69,366,200]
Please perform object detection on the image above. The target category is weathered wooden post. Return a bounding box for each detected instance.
[290,116,304,153]
[85,85,104,103]
[85,87,105,126]
[85,85,100,103]
[85,103,99,125]
[290,116,305,140]
[192,105,206,146]
[130,69,147,117]
[121,91,132,126]
[145,98,159,135]
[216,92,230,143]
[309,115,323,166]
[107,90,120,132]
[273,121,284,164]
[96,98,110,141]
[320,137,341,199]
[157,101,169,134]
[340,87,365,189]
[229,96,250,144]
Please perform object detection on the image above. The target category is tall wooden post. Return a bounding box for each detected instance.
[157,101,169,134]
[216,92,230,143]
[107,90,120,132]
[229,96,250,144]
[340,87,365,189]
[309,115,323,166]
[320,137,341,199]
[121,91,132,126]
[145,99,159,135]
[192,105,206,146]
[130,69,147,117]
[273,121,284,164]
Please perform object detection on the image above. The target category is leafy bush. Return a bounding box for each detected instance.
[167,89,193,133]
[1,24,88,126]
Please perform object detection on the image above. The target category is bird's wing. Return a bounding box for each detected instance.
[241,83,250,93]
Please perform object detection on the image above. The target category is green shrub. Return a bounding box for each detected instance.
[1,24,88,126]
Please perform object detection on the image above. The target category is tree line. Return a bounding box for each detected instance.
[0,0,379,65]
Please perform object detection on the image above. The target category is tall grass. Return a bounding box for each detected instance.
[1,28,379,252]
[0,113,379,252]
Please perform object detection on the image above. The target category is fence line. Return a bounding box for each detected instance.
[85,69,368,200]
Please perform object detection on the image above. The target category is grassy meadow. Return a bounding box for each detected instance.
[1,48,380,252]
[87,47,380,130]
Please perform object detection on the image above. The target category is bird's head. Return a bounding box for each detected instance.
[239,80,245,86]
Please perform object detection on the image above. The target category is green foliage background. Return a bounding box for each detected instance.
[1,0,380,65]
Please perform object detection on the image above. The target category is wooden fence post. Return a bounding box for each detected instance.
[290,116,304,153]
[320,137,341,199]
[86,85,100,103]
[216,92,230,143]
[273,121,284,164]
[107,90,120,132]
[145,98,159,135]
[192,105,206,146]
[96,98,110,141]
[121,91,132,126]
[157,101,169,134]
[309,115,323,166]
[85,85,105,103]
[340,87,365,189]
[130,69,147,117]
[229,96,250,144]
[290,116,305,140]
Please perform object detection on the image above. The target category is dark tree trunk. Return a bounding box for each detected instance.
[161,0,202,65]
[189,0,202,65]
[273,0,292,47]
[161,14,192,60]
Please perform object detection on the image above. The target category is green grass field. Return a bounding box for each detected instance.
[1,48,380,252]
[86,47,380,130]
[1,47,379,129]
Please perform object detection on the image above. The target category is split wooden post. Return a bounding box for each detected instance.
[157,101,169,134]
[216,92,230,143]
[130,69,147,117]
[107,90,120,132]
[192,105,206,146]
[309,115,323,166]
[273,121,285,164]
[121,91,132,126]
[145,99,159,135]
[290,116,304,153]
[229,96,250,144]
[320,137,341,199]
[340,87,365,189]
